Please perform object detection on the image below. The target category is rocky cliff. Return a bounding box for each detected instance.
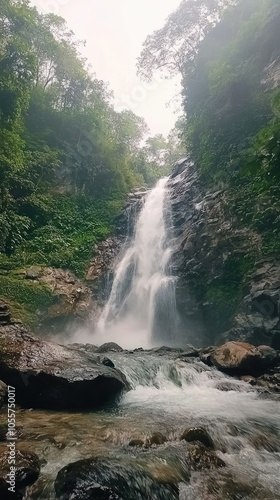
[168,159,280,348]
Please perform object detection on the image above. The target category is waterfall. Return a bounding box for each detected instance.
[97,177,178,348]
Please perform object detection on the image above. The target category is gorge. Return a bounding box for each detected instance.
[1,0,280,499]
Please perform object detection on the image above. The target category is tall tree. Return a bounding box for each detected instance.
[137,0,237,80]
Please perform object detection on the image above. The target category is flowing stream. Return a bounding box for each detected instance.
[16,352,280,499]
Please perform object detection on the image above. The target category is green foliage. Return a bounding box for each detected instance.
[16,194,117,277]
[0,275,57,327]
[0,0,162,283]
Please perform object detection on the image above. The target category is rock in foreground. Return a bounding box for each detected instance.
[0,449,40,500]
[0,325,127,410]
[211,341,278,375]
[180,427,214,449]
[0,380,7,409]
[55,458,179,500]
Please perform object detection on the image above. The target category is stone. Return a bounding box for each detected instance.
[98,357,115,368]
[25,266,42,280]
[257,345,278,368]
[211,341,277,375]
[180,427,214,449]
[240,375,257,385]
[128,439,145,447]
[178,347,201,358]
[55,458,179,500]
[187,444,226,471]
[0,380,7,409]
[148,432,168,446]
[96,343,123,353]
[0,449,40,500]
[0,325,127,410]
[255,372,280,392]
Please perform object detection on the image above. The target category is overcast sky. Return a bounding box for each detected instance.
[30,0,182,136]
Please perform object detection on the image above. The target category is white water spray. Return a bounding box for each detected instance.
[97,177,178,348]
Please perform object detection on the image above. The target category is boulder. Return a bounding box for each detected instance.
[96,343,123,353]
[128,439,145,448]
[148,432,168,446]
[0,449,40,500]
[187,444,226,471]
[180,427,214,449]
[0,380,7,409]
[211,341,278,375]
[55,458,179,500]
[257,345,278,368]
[0,325,127,410]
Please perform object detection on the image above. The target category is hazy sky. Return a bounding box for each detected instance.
[31,0,182,136]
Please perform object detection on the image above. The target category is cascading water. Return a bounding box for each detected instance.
[97,177,178,348]
[24,351,280,499]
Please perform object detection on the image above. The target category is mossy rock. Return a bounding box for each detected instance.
[0,274,58,329]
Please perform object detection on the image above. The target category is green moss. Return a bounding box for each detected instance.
[0,275,57,328]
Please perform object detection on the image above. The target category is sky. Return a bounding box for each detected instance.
[30,0,182,136]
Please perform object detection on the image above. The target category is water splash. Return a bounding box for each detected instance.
[97,177,178,348]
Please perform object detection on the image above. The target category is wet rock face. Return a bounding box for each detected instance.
[168,160,259,343]
[0,325,127,410]
[55,458,179,500]
[22,267,95,334]
[232,261,280,345]
[86,237,123,294]
[168,159,280,346]
[0,450,40,500]
[211,341,278,375]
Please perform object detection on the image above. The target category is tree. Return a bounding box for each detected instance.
[137,0,237,81]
